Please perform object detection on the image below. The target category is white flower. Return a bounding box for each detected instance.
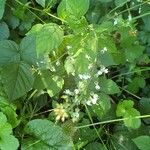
[101,66,109,74]
[86,100,92,106]
[97,70,103,76]
[101,47,108,54]
[79,74,91,80]
[95,82,100,90]
[56,61,60,66]
[74,89,80,95]
[90,93,99,105]
[88,64,93,69]
[86,93,99,105]
[50,66,56,72]
[128,14,132,21]
[72,108,80,122]
[85,54,91,60]
[66,45,72,49]
[64,89,73,95]
[114,18,118,25]
[96,66,108,77]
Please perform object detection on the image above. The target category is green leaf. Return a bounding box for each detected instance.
[0,97,20,128]
[99,77,120,94]
[20,35,37,66]
[1,62,34,100]
[85,142,106,150]
[116,100,134,117]
[0,40,20,67]
[124,108,141,129]
[57,0,90,20]
[0,0,6,19]
[115,0,127,7]
[133,136,150,150]
[116,100,141,129]
[64,56,75,75]
[35,0,45,7]
[22,119,73,150]
[125,45,144,62]
[139,98,150,124]
[92,93,111,118]
[27,23,64,56]
[0,22,9,40]
[0,112,19,150]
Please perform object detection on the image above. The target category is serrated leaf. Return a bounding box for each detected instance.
[0,97,20,128]
[92,93,111,118]
[22,119,73,150]
[0,22,9,40]
[99,77,120,94]
[1,62,34,100]
[0,112,19,150]
[27,23,64,56]
[124,108,141,129]
[0,0,6,19]
[116,100,134,117]
[116,100,141,129]
[64,56,75,75]
[115,0,127,7]
[125,45,144,62]
[0,40,20,67]
[57,0,89,20]
[85,142,106,150]
[20,35,37,66]
[133,136,150,150]
[139,98,150,124]
[35,0,45,7]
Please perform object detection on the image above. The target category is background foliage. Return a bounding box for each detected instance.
[0,0,150,149]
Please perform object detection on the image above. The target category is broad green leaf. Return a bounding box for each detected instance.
[64,56,75,75]
[0,0,6,19]
[116,100,141,129]
[92,93,111,118]
[124,108,141,129]
[35,0,45,7]
[139,98,150,124]
[116,100,134,117]
[115,0,127,7]
[0,22,9,40]
[99,77,120,94]
[111,124,140,150]
[127,77,146,94]
[0,40,20,66]
[0,112,19,150]
[20,35,37,66]
[141,4,150,32]
[22,119,73,150]
[85,142,106,150]
[27,23,64,56]
[47,76,64,97]
[125,45,144,62]
[133,136,150,150]
[98,52,116,67]
[34,70,64,97]
[1,62,34,100]
[57,0,90,20]
[0,97,20,128]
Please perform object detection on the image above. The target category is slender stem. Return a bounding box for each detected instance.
[76,114,150,129]
[120,87,141,100]
[111,68,150,79]
[85,105,108,150]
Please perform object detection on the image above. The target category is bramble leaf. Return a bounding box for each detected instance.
[27,23,64,56]
[1,62,34,100]
[22,119,73,150]
[0,0,6,19]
